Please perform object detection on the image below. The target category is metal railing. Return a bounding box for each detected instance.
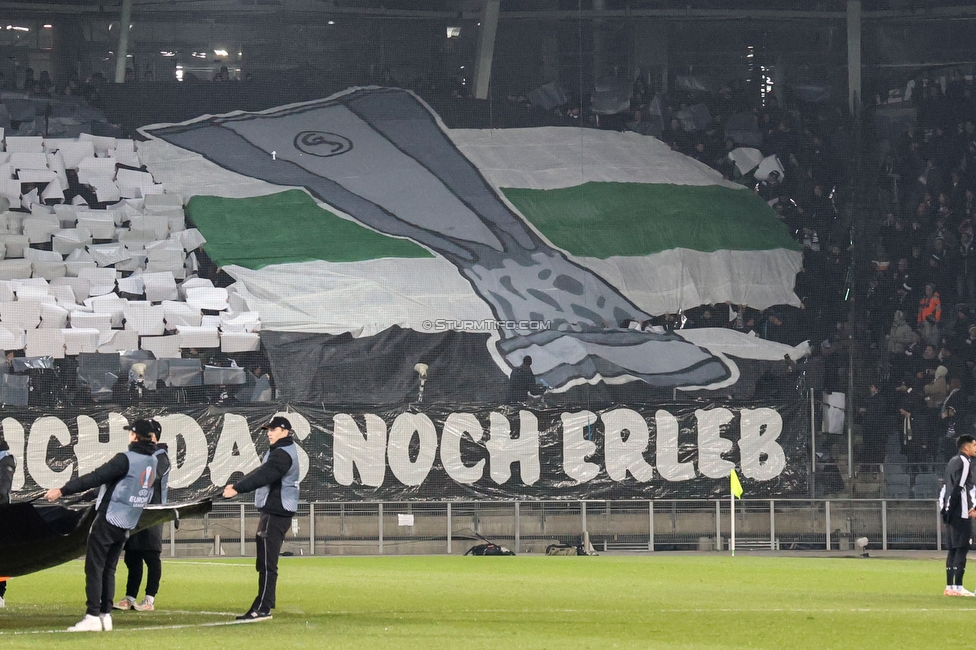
[166,498,943,557]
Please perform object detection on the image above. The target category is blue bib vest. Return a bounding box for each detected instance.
[154,447,170,504]
[255,444,300,513]
[97,450,157,530]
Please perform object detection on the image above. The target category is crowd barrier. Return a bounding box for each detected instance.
[166,498,942,557]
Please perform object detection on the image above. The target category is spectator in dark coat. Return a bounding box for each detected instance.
[941,378,967,460]
[858,381,890,464]
[506,356,542,404]
[897,380,932,462]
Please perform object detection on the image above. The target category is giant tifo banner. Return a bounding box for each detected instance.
[7,399,808,501]
[137,86,804,401]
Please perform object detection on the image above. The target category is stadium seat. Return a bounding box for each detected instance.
[884,473,911,499]
[884,433,901,457]
[912,473,942,499]
[882,462,907,477]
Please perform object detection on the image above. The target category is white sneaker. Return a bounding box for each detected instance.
[958,586,975,597]
[0,596,6,608]
[67,614,103,632]
[100,613,113,631]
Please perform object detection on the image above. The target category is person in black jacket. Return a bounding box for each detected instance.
[115,419,170,612]
[45,419,158,633]
[506,356,542,404]
[0,438,15,607]
[939,434,976,596]
[941,379,967,460]
[222,416,300,622]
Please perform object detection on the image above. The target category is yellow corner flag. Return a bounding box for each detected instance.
[730,469,743,499]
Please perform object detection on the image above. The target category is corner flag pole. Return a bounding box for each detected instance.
[730,469,743,556]
[730,486,735,556]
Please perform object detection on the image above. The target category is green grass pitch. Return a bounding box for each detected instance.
[0,554,970,649]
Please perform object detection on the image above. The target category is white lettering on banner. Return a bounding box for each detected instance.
[739,408,787,480]
[2,417,25,491]
[209,413,261,486]
[602,408,655,482]
[486,411,540,485]
[76,413,128,475]
[440,412,486,484]
[696,408,736,479]
[8,406,791,492]
[561,411,599,483]
[26,416,73,489]
[655,409,695,481]
[388,413,437,486]
[333,413,387,487]
[157,413,208,488]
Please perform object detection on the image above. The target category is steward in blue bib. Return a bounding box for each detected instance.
[45,419,158,630]
[118,419,171,611]
[223,415,301,621]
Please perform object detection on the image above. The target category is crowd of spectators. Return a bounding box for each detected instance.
[502,71,976,469]
[0,67,99,102]
[855,71,976,466]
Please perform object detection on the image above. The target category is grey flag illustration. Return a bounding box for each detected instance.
[141,86,731,390]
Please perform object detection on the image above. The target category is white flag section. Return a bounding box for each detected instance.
[224,259,493,336]
[138,86,804,391]
[450,126,742,189]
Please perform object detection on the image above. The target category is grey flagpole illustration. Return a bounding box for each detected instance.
[142,86,731,390]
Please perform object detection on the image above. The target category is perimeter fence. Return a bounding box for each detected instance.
[168,498,942,558]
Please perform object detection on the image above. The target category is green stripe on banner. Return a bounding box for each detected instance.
[186,189,433,270]
[502,182,801,258]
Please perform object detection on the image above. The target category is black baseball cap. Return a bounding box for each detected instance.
[124,419,156,437]
[261,416,292,431]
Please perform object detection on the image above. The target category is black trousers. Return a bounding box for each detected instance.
[124,549,162,598]
[250,513,291,613]
[85,514,129,616]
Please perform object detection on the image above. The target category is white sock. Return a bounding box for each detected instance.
[145,595,154,604]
